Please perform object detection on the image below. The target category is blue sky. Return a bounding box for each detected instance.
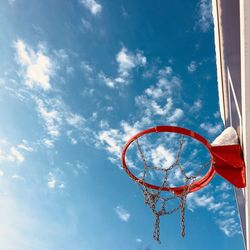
[0,0,245,249]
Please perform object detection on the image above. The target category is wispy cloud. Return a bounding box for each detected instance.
[47,171,65,189]
[54,49,69,62]
[35,96,86,147]
[168,108,184,123]
[187,192,224,212]
[42,138,54,148]
[135,66,183,124]
[97,66,184,165]
[187,61,197,73]
[215,182,231,192]
[12,174,25,181]
[36,98,61,138]
[151,145,175,169]
[200,122,222,135]
[196,0,213,32]
[66,113,85,128]
[80,61,94,77]
[191,99,202,112]
[100,47,146,88]
[187,181,241,237]
[66,161,88,175]
[18,140,34,152]
[0,140,26,164]
[115,206,131,222]
[81,18,93,31]
[14,39,54,91]
[98,128,123,155]
[216,218,241,237]
[9,147,25,163]
[116,47,146,78]
[80,0,102,15]
[98,72,115,88]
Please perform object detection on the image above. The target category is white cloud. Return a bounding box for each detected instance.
[54,49,69,62]
[139,66,180,101]
[0,170,4,177]
[97,120,146,166]
[66,113,85,128]
[186,186,241,237]
[100,47,147,88]
[12,174,25,181]
[95,59,240,239]
[158,66,173,76]
[9,147,25,163]
[67,131,78,145]
[81,18,92,31]
[71,138,78,145]
[151,145,175,169]
[200,122,222,135]
[106,106,113,112]
[47,171,65,189]
[0,146,25,164]
[187,192,224,212]
[0,140,32,164]
[191,99,202,112]
[135,78,184,124]
[80,0,102,15]
[18,144,33,152]
[98,72,115,88]
[215,182,231,192]
[219,209,235,217]
[120,121,140,141]
[187,61,197,73]
[197,0,213,32]
[18,140,33,152]
[82,88,95,96]
[42,138,55,148]
[47,172,56,188]
[14,39,54,91]
[35,96,86,145]
[135,67,183,124]
[66,161,88,175]
[36,98,61,138]
[167,108,184,123]
[152,99,172,116]
[98,129,122,155]
[214,111,221,118]
[116,47,146,78]
[80,61,93,74]
[115,206,130,222]
[145,86,164,99]
[216,218,241,237]
[97,67,185,165]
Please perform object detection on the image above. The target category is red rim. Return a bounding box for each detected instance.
[121,126,216,195]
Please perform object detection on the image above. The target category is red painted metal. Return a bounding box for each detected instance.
[211,145,246,188]
[121,126,246,195]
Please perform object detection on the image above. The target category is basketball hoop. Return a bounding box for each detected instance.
[121,125,245,243]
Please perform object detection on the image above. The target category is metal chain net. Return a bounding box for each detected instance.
[135,137,210,243]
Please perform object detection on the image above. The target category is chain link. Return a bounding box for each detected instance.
[135,137,210,243]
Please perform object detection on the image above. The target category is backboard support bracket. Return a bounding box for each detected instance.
[211,144,246,188]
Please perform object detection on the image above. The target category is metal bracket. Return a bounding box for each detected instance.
[211,144,246,188]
